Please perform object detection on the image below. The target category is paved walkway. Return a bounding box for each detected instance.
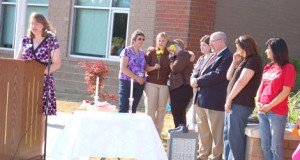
[45,112,77,159]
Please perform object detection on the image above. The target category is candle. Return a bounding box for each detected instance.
[95,77,99,97]
[130,78,133,98]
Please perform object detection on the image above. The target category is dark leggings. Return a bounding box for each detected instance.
[170,85,193,127]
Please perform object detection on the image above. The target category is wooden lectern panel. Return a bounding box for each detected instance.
[0,58,44,160]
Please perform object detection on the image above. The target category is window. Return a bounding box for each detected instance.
[0,0,16,48]
[70,0,130,58]
[112,0,130,8]
[0,0,48,49]
[110,12,128,57]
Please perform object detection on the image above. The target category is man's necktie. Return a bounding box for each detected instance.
[200,53,216,76]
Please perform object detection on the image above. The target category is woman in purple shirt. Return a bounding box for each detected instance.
[118,29,146,113]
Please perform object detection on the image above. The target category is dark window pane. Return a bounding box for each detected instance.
[111,13,128,56]
[0,5,15,48]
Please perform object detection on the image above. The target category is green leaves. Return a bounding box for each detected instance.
[288,91,300,123]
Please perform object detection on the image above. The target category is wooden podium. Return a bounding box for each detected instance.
[0,58,45,160]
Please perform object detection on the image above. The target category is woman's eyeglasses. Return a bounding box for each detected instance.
[137,38,145,41]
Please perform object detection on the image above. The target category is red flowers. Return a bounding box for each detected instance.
[79,61,117,101]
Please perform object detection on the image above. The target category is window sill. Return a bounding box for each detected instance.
[0,47,14,52]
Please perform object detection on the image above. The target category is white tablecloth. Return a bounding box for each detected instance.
[52,111,168,160]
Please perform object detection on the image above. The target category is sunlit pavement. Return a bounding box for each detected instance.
[45,112,76,160]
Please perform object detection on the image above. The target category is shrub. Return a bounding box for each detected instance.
[290,57,300,91]
[79,61,117,101]
[288,90,300,123]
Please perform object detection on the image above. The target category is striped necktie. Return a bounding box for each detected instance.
[200,53,217,76]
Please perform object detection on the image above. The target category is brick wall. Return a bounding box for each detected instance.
[54,58,120,105]
[187,0,216,59]
[153,0,216,60]
[47,1,120,105]
[245,125,300,160]
[214,0,300,58]
[128,0,156,51]
[0,50,13,58]
[47,0,90,100]
[154,0,191,46]
[48,0,71,59]
[246,137,299,160]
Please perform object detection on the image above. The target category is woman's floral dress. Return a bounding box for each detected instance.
[21,36,60,115]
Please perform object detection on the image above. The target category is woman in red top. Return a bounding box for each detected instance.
[256,38,296,160]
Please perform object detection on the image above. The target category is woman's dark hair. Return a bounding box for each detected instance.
[200,35,210,45]
[265,38,289,67]
[235,34,259,59]
[167,39,185,49]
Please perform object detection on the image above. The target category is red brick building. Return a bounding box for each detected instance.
[0,0,299,104]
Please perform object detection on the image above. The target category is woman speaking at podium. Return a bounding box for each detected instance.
[17,12,61,116]
[16,12,61,151]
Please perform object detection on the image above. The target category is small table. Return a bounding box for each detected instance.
[52,111,168,160]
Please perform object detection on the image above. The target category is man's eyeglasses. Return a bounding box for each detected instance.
[209,38,221,44]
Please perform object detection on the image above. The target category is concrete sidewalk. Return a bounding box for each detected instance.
[45,112,73,159]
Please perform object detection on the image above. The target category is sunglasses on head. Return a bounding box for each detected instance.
[239,36,245,44]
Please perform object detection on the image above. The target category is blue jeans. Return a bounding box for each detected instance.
[224,103,254,160]
[258,111,287,160]
[118,79,145,113]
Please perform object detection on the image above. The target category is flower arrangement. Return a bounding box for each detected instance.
[168,44,176,53]
[79,61,117,101]
[156,47,164,79]
[168,44,177,62]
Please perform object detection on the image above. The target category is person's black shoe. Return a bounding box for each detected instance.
[168,124,188,133]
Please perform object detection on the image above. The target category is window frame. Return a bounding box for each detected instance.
[0,1,48,51]
[68,0,130,61]
[0,1,17,51]
[108,9,129,60]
